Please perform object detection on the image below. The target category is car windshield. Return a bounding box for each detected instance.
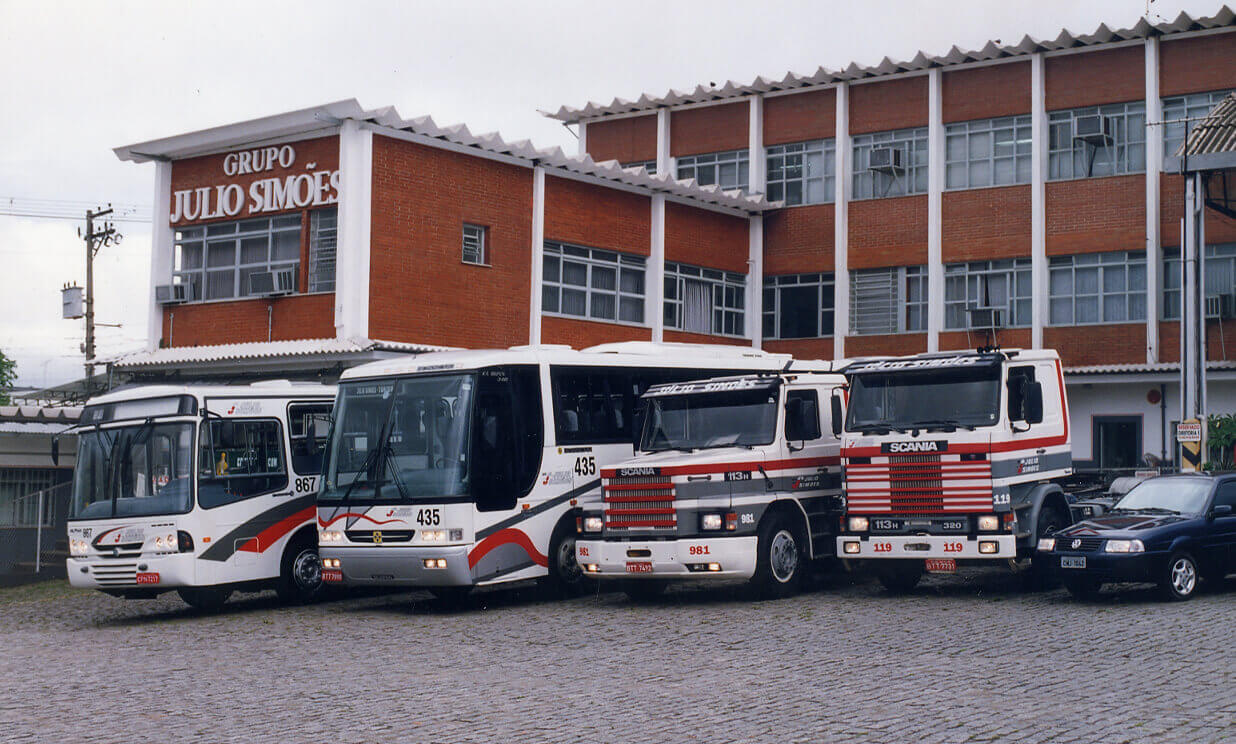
[1112,478,1212,515]
[846,365,1001,431]
[319,374,474,503]
[70,421,195,519]
[641,388,778,452]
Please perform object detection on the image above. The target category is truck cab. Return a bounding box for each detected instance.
[575,370,848,598]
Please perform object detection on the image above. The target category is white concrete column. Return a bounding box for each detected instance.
[656,108,672,177]
[749,95,766,194]
[833,83,851,360]
[649,194,666,343]
[335,119,373,342]
[577,121,588,158]
[1145,37,1162,363]
[748,214,764,348]
[1031,53,1048,350]
[529,165,546,345]
[148,160,174,350]
[927,69,945,352]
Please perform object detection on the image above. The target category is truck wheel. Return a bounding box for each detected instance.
[1158,551,1199,602]
[275,535,324,604]
[1063,576,1103,599]
[750,512,804,599]
[538,520,588,598]
[177,587,232,612]
[622,581,667,602]
[876,562,922,594]
[1025,505,1070,591]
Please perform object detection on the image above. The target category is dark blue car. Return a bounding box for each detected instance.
[1038,473,1236,601]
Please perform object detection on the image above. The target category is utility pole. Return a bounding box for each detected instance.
[78,206,122,384]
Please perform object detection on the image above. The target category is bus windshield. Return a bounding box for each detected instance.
[846,365,1002,432]
[71,421,195,520]
[319,374,474,503]
[641,388,779,452]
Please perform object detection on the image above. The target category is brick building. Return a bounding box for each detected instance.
[114,9,1236,469]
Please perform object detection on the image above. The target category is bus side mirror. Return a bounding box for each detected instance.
[1024,382,1044,424]
[830,394,844,438]
[50,437,60,466]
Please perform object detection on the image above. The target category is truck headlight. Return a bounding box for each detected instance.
[70,539,89,557]
[700,514,723,531]
[1104,539,1145,553]
[977,515,999,532]
[583,516,603,533]
[319,530,343,543]
[848,516,869,532]
[978,540,999,554]
[1037,537,1056,552]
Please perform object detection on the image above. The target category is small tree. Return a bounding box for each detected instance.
[0,349,15,405]
[1207,413,1236,470]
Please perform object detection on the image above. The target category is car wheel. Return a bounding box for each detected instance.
[876,561,923,594]
[750,511,804,599]
[275,536,324,604]
[1158,551,1199,602]
[1062,576,1102,599]
[177,586,232,612]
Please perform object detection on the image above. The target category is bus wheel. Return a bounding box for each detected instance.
[876,562,922,594]
[540,521,587,598]
[177,587,232,612]
[622,581,667,602]
[276,536,324,604]
[750,512,804,599]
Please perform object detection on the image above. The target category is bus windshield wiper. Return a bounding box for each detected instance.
[376,440,410,500]
[338,447,381,503]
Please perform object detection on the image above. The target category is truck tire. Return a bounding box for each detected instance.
[876,561,922,594]
[1025,505,1070,591]
[177,586,232,612]
[1158,551,1199,602]
[1063,576,1103,599]
[749,511,804,599]
[538,520,588,598]
[275,534,324,604]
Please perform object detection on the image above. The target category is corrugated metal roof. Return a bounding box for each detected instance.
[1176,91,1236,157]
[1066,360,1236,375]
[0,422,75,435]
[548,7,1236,123]
[0,406,82,423]
[105,338,454,369]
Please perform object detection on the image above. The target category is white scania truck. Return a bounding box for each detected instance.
[834,349,1074,592]
[574,368,848,598]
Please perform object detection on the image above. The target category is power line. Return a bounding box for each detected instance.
[0,197,152,223]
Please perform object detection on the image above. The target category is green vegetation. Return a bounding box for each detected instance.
[0,349,15,405]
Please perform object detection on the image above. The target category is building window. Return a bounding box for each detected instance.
[945,258,1033,329]
[1163,243,1236,320]
[308,207,337,292]
[763,273,834,339]
[542,242,646,324]
[849,266,927,335]
[851,127,929,200]
[1163,90,1235,160]
[174,214,302,300]
[1047,102,1146,181]
[766,140,835,205]
[1050,252,1146,326]
[676,149,750,191]
[622,160,657,174]
[462,223,489,266]
[664,262,746,336]
[945,116,1033,190]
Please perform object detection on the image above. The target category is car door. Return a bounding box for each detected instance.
[1207,481,1236,576]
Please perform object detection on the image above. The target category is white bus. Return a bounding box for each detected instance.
[316,342,835,601]
[65,382,335,610]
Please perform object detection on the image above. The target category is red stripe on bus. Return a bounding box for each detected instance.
[467,528,547,569]
[237,506,315,553]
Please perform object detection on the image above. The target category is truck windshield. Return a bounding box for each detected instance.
[641,389,779,451]
[319,374,474,503]
[70,421,195,520]
[846,366,1001,432]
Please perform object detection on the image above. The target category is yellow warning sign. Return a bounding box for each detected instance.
[1178,418,1205,472]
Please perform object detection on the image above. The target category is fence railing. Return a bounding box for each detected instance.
[0,481,72,576]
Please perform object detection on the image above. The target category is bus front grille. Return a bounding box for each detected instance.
[91,563,139,585]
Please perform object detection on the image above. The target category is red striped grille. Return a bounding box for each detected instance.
[603,475,676,532]
[844,454,992,514]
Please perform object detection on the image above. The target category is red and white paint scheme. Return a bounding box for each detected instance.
[315,342,826,599]
[575,370,848,598]
[835,349,1074,592]
[65,382,335,610]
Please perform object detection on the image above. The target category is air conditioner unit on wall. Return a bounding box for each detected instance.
[1206,294,1236,320]
[248,268,297,297]
[868,147,904,174]
[272,267,296,294]
[1073,115,1113,145]
[967,306,1003,330]
[155,283,194,304]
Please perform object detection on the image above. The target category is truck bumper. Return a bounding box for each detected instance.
[576,536,758,580]
[67,553,196,591]
[321,545,472,587]
[835,534,1017,560]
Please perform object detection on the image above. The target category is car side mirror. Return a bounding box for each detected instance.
[1212,504,1233,518]
[830,394,844,438]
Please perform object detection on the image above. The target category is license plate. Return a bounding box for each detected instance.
[925,558,956,573]
[1061,556,1086,569]
[134,572,160,585]
[625,561,653,573]
[322,569,343,583]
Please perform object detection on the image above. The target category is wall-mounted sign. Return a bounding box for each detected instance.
[170,144,340,223]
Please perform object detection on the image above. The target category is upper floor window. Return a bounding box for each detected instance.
[542,241,646,324]
[462,223,489,266]
[850,266,926,335]
[308,208,337,293]
[851,127,929,200]
[1048,102,1146,181]
[766,140,835,205]
[1050,251,1146,326]
[174,214,302,301]
[1163,243,1236,320]
[945,116,1033,190]
[945,258,1033,329]
[664,262,745,336]
[763,273,835,339]
[622,160,657,174]
[1163,90,1235,159]
[676,149,749,191]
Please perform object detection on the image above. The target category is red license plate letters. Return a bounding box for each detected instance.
[134,572,160,585]
[625,561,653,573]
[925,558,956,573]
[322,569,343,583]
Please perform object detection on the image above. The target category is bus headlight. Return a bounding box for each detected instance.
[977,515,999,532]
[848,517,869,532]
[70,539,89,557]
[1037,537,1056,552]
[583,516,603,533]
[319,530,343,543]
[700,514,723,531]
[1104,539,1145,553]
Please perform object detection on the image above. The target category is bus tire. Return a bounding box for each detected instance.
[177,586,232,612]
[750,511,804,599]
[876,561,922,594]
[539,519,588,598]
[275,534,324,604]
[622,581,667,602]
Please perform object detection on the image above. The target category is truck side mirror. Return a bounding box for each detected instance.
[1024,382,1044,424]
[50,437,60,466]
[830,394,844,438]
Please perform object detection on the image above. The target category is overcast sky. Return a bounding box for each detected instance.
[0,0,1217,386]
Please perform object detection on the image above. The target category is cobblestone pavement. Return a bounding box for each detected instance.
[2,569,1234,743]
